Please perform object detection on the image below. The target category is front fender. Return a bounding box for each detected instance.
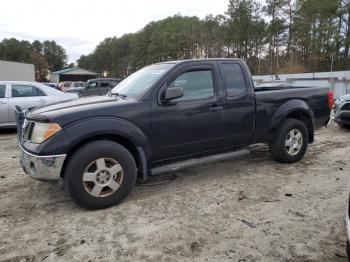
[29,117,151,158]
[269,99,315,131]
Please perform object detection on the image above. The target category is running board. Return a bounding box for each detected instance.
[150,148,250,176]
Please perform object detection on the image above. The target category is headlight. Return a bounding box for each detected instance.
[339,96,344,103]
[31,122,61,144]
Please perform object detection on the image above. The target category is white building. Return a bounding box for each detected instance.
[0,60,35,81]
[253,71,350,99]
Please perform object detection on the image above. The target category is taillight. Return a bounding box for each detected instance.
[328,90,333,110]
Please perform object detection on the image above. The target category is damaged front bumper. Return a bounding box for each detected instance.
[19,144,66,182]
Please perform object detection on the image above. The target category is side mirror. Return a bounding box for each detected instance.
[163,87,183,101]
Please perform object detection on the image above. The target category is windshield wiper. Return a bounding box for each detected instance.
[110,92,128,98]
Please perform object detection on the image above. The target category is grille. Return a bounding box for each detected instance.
[341,103,350,111]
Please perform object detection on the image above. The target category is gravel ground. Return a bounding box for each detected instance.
[0,124,349,262]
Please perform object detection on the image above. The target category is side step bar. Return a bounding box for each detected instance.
[150,148,250,176]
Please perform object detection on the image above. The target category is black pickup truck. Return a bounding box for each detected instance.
[19,59,331,209]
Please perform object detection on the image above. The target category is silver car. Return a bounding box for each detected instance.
[334,94,350,128]
[0,81,78,127]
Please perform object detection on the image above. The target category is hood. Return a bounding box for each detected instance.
[32,96,118,114]
[27,95,137,126]
[341,94,350,101]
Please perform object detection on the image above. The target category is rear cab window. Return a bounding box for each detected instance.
[221,63,246,96]
[100,82,110,88]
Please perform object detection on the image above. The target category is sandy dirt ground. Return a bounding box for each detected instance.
[0,124,349,262]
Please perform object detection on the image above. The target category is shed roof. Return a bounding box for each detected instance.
[51,68,98,76]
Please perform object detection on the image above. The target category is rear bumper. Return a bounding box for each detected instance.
[19,144,66,182]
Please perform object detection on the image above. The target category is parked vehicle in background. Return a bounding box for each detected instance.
[59,81,85,92]
[256,82,295,90]
[42,83,58,89]
[66,78,121,97]
[334,94,350,128]
[0,81,78,127]
[19,59,331,209]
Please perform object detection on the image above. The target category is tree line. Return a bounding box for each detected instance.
[0,38,68,81]
[78,0,350,77]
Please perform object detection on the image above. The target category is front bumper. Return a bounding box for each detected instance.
[334,99,350,125]
[19,144,66,182]
[335,111,350,125]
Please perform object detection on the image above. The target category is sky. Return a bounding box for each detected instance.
[0,0,229,63]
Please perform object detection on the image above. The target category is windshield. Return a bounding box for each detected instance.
[111,63,175,99]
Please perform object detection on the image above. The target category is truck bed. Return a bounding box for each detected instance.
[252,86,330,143]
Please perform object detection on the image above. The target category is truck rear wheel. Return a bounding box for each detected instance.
[64,140,137,210]
[270,118,308,163]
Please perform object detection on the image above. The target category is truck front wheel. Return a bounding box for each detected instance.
[64,141,137,210]
[270,118,309,163]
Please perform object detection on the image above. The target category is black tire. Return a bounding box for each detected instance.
[270,118,309,163]
[64,140,137,210]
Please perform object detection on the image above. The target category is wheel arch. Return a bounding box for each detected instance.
[269,100,315,143]
[61,134,145,177]
[59,117,150,179]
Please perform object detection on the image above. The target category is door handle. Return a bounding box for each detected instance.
[37,99,45,102]
[209,105,224,112]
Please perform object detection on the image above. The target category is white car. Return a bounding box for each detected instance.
[0,81,78,127]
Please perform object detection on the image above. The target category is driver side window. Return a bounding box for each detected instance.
[88,82,98,89]
[168,70,214,101]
